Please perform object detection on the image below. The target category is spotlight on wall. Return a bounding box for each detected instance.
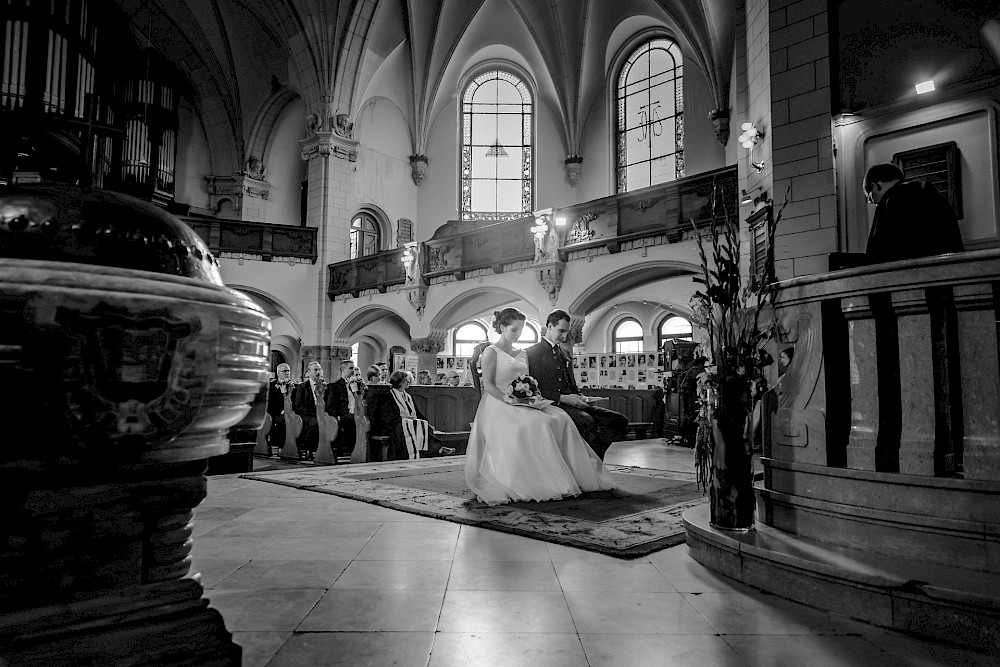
[554,216,567,227]
[915,80,935,94]
[740,186,762,205]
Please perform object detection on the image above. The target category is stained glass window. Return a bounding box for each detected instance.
[460,70,533,221]
[615,38,684,193]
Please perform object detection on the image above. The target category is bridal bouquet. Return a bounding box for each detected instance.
[504,374,541,405]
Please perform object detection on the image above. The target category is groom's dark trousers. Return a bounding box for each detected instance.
[525,341,628,459]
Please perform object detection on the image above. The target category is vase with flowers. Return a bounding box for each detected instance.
[689,184,786,530]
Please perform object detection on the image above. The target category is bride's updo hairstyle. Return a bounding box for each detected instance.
[492,307,526,334]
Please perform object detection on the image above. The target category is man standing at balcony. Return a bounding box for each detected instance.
[527,309,628,459]
[863,163,965,263]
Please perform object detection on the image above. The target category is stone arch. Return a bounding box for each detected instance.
[227,285,305,339]
[568,260,701,315]
[246,86,301,168]
[335,304,410,341]
[429,286,536,333]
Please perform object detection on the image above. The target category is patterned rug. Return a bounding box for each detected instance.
[241,458,707,559]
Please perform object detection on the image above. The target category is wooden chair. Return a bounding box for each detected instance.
[469,341,489,400]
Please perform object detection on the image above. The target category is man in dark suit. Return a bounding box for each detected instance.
[863,163,964,263]
[326,359,358,457]
[265,363,292,455]
[526,309,628,459]
[291,360,338,460]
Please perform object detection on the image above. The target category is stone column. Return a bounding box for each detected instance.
[300,129,359,376]
[411,336,444,378]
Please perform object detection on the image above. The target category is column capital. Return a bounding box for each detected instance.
[299,131,359,163]
[410,332,445,355]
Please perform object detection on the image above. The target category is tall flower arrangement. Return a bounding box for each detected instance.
[688,183,787,529]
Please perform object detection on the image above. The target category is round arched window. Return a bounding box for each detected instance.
[350,212,381,258]
[658,315,693,348]
[612,318,644,353]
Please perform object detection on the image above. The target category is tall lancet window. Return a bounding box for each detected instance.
[460,69,533,221]
[615,37,684,193]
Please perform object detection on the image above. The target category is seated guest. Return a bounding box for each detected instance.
[377,362,389,384]
[378,370,433,460]
[265,363,293,455]
[445,369,461,386]
[366,365,381,384]
[416,369,434,386]
[326,359,358,457]
[291,361,335,460]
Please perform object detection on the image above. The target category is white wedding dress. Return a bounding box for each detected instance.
[465,346,613,505]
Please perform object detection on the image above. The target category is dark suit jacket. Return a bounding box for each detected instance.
[267,380,291,421]
[327,378,351,418]
[291,380,336,421]
[866,180,964,263]
[525,340,577,403]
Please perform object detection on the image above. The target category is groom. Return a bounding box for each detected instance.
[526,309,628,459]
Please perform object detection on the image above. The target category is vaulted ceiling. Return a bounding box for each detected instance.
[126,0,736,169]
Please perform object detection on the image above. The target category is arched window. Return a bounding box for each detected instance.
[659,315,693,348]
[615,37,684,193]
[612,318,644,354]
[350,212,381,259]
[513,321,539,351]
[454,322,488,358]
[460,69,533,221]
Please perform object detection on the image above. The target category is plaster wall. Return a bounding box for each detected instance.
[264,97,308,225]
[175,99,212,209]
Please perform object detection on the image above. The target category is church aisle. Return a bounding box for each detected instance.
[192,441,992,666]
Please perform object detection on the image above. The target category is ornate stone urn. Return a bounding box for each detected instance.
[0,184,270,664]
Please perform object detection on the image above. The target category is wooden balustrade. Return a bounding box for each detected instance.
[326,247,407,299]
[422,217,536,281]
[556,165,737,255]
[183,218,318,263]
[324,166,736,300]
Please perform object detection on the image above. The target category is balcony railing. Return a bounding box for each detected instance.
[183,218,318,264]
[556,165,737,256]
[324,166,737,300]
[327,247,407,299]
[423,216,536,281]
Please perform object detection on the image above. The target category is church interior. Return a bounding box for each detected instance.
[2,0,1000,664]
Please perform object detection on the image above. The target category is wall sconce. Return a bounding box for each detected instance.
[401,246,416,267]
[914,80,935,94]
[738,122,765,173]
[554,216,567,227]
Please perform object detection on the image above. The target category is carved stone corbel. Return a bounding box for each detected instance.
[409,154,428,186]
[568,315,586,345]
[535,259,566,303]
[565,155,583,187]
[709,109,730,147]
[404,284,428,319]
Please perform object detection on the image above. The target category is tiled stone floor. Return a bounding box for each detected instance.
[193,441,992,666]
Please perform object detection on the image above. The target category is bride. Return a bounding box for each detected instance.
[465,308,613,505]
